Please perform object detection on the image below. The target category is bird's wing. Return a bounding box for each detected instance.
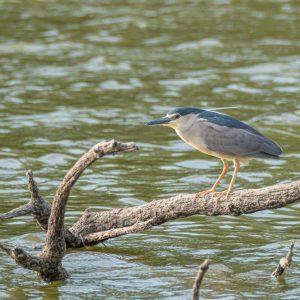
[198,117,282,158]
[200,110,263,136]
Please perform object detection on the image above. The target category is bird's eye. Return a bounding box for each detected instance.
[174,114,180,119]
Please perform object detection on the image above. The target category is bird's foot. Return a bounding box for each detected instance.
[214,190,229,199]
[214,189,232,207]
[194,189,215,199]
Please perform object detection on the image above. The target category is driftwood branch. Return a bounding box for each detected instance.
[192,259,210,300]
[41,140,137,265]
[68,179,300,246]
[271,242,295,278]
[0,140,137,281]
[0,138,299,282]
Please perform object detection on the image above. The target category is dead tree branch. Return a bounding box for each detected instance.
[0,170,51,228]
[82,217,157,246]
[271,242,295,278]
[0,139,299,282]
[0,203,32,220]
[0,140,137,281]
[68,179,300,246]
[192,259,210,300]
[27,170,51,230]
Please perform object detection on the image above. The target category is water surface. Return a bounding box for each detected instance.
[0,0,300,299]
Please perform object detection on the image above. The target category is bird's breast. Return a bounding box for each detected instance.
[175,128,216,156]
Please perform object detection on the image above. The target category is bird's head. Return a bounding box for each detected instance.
[146,107,204,129]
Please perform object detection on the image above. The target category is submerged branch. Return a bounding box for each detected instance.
[271,242,295,278]
[192,259,210,300]
[0,243,47,274]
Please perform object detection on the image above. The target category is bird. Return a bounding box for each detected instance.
[147,107,282,200]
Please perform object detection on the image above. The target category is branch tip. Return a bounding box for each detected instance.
[192,259,210,300]
[26,169,33,177]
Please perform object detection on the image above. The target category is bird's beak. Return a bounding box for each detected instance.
[146,116,171,126]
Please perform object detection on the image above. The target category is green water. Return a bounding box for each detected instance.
[0,0,299,299]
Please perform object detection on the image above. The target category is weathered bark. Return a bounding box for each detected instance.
[0,139,299,282]
[0,140,137,281]
[0,170,51,224]
[192,259,210,300]
[69,179,300,246]
[27,170,51,230]
[0,203,32,220]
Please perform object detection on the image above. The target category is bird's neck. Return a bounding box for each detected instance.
[174,114,198,135]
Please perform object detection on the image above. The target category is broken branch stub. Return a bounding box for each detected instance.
[271,242,295,278]
[192,259,210,300]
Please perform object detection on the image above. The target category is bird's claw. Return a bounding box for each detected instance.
[214,190,229,199]
[213,190,232,207]
[194,189,215,199]
[194,189,233,208]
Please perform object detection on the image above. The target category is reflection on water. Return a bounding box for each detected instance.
[0,0,300,299]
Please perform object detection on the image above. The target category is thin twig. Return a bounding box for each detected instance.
[271,242,295,278]
[192,259,210,300]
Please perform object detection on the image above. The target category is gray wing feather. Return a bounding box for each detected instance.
[200,120,282,158]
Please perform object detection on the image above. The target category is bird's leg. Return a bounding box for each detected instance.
[226,159,240,198]
[195,159,229,197]
[215,159,240,201]
[211,159,229,192]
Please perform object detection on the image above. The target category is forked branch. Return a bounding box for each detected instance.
[0,139,299,283]
[0,140,137,281]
